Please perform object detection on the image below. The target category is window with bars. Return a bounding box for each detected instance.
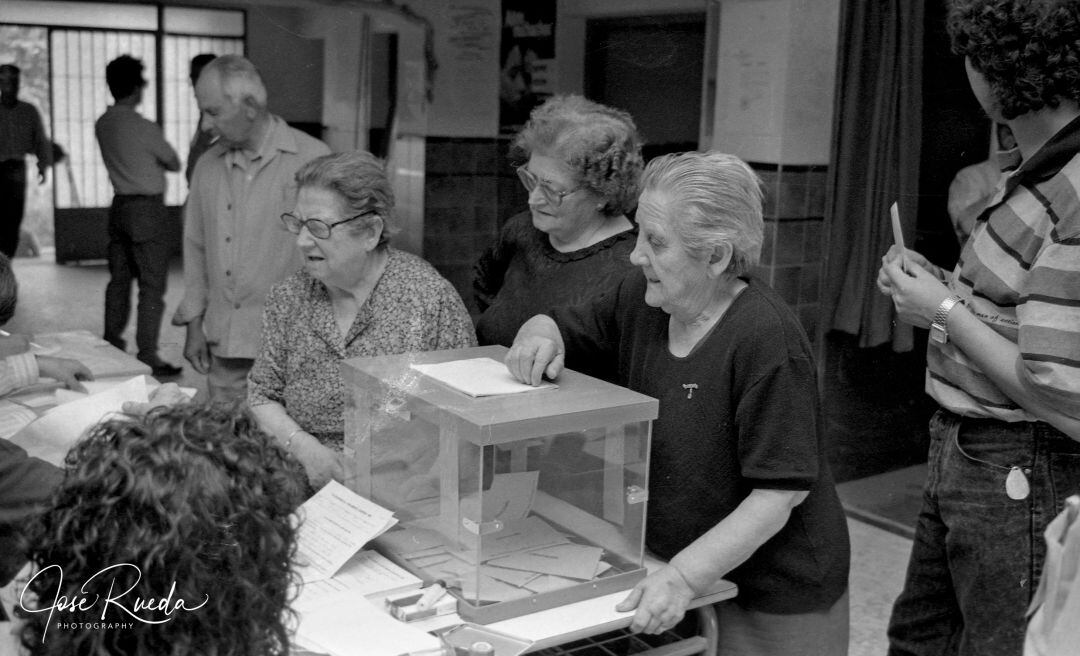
[50,30,242,209]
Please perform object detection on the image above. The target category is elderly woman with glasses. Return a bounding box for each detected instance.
[505,152,850,655]
[248,151,476,488]
[473,95,642,371]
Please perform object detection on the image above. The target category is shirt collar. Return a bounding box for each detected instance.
[1003,113,1080,197]
[222,115,300,166]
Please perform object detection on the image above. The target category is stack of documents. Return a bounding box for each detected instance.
[291,482,440,656]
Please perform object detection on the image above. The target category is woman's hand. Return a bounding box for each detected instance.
[505,315,565,385]
[37,355,93,392]
[878,255,952,329]
[615,564,695,634]
[293,435,345,489]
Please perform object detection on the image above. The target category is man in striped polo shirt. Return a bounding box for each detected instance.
[878,1,1080,655]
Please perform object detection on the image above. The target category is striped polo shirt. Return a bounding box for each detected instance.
[928,114,1080,422]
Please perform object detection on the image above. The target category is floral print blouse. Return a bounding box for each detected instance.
[248,248,477,448]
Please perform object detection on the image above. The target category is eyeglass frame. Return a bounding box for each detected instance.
[515,165,584,207]
[279,210,379,239]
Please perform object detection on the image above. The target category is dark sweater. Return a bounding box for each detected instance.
[554,272,850,613]
[473,210,637,355]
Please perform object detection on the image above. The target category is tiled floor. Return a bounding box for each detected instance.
[7,253,913,655]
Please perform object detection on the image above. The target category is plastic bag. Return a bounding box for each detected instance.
[1025,495,1080,656]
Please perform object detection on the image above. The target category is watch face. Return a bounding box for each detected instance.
[930,324,947,344]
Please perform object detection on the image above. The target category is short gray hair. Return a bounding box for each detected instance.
[294,151,397,248]
[640,152,763,276]
[202,54,267,111]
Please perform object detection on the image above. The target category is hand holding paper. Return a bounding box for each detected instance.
[889,202,912,275]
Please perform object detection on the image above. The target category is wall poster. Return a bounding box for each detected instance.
[499,0,556,134]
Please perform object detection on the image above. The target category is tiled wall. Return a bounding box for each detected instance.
[751,163,828,341]
[424,137,529,316]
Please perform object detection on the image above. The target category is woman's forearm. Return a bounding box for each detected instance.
[669,488,808,594]
[948,307,1080,440]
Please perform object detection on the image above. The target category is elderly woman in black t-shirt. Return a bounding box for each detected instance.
[506,152,850,655]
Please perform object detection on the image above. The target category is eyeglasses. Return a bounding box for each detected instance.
[516,165,582,207]
[280,211,377,239]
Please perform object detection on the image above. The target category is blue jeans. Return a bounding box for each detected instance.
[887,409,1080,656]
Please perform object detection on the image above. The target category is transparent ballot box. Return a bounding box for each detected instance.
[343,346,657,623]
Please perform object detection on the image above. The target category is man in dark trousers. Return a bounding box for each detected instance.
[0,64,51,258]
[95,55,182,377]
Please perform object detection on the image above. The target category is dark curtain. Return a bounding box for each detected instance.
[823,0,924,351]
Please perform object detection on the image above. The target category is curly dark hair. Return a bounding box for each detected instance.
[18,403,307,656]
[511,94,644,216]
[947,0,1080,119]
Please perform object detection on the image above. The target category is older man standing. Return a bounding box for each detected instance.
[95,55,182,377]
[173,55,328,401]
[0,64,51,259]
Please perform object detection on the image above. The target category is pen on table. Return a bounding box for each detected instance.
[0,329,45,350]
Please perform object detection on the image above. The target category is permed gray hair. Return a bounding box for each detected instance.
[512,95,644,216]
[201,54,267,111]
[294,150,398,248]
[640,151,764,276]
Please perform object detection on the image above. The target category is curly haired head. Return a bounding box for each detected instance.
[512,94,645,216]
[19,403,307,656]
[947,0,1080,119]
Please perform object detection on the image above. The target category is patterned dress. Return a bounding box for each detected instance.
[248,248,476,448]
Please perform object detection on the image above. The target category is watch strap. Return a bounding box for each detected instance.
[932,295,964,335]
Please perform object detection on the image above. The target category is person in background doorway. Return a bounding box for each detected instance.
[879,1,1080,654]
[946,122,1020,246]
[0,64,52,259]
[95,55,183,378]
[173,54,329,402]
[185,53,217,185]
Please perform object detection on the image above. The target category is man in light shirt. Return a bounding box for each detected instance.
[173,55,329,401]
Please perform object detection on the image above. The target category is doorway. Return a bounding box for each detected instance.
[584,14,705,160]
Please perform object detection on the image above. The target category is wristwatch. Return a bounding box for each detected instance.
[930,295,964,345]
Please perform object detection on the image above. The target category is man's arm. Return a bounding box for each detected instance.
[150,123,181,172]
[30,105,52,183]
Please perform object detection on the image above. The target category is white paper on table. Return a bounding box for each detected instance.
[293,550,422,612]
[9,376,149,466]
[0,400,37,439]
[294,592,441,656]
[294,481,398,583]
[410,358,557,397]
[55,378,197,402]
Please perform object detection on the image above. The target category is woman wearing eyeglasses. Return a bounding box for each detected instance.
[473,95,642,375]
[248,151,476,489]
